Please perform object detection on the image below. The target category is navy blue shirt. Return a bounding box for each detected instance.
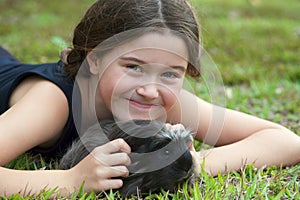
[0,55,79,158]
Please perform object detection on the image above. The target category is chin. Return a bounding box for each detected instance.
[112,110,166,122]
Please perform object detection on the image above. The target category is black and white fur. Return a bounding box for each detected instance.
[60,120,196,197]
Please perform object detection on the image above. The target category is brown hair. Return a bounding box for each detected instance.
[64,0,201,78]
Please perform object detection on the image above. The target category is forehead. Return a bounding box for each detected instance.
[100,32,189,67]
[124,32,188,57]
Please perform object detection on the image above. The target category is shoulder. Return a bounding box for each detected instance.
[9,75,68,107]
[9,76,69,124]
[0,76,69,164]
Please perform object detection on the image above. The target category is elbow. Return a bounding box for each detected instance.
[289,136,300,165]
[283,128,300,165]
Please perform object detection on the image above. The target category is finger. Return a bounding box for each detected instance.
[171,123,185,132]
[98,138,131,154]
[107,152,131,166]
[165,123,185,132]
[190,151,202,176]
[188,142,196,152]
[93,152,131,166]
[109,166,130,177]
[95,166,129,181]
[165,123,172,130]
[97,179,124,191]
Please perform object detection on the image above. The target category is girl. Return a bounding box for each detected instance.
[0,0,299,197]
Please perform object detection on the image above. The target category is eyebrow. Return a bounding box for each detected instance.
[119,56,187,73]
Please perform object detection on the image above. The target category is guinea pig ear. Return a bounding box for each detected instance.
[86,51,99,75]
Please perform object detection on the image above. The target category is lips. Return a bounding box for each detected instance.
[128,99,157,109]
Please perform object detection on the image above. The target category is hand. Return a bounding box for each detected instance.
[165,123,202,176]
[69,138,131,193]
[189,143,202,177]
[165,123,185,132]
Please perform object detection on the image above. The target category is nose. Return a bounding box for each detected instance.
[136,84,159,100]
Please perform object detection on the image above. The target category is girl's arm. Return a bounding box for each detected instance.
[0,138,131,197]
[0,77,69,166]
[170,90,300,176]
[0,166,73,196]
[0,78,130,196]
[193,127,300,176]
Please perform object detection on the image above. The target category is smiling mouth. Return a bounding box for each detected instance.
[128,99,156,109]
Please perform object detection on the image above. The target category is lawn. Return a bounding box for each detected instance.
[0,0,299,199]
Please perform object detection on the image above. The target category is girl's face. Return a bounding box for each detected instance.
[90,32,189,121]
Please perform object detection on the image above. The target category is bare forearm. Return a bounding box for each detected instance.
[0,167,74,197]
[199,128,300,176]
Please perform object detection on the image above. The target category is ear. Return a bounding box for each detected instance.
[86,51,99,75]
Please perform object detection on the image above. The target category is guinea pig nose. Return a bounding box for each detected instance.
[178,150,193,173]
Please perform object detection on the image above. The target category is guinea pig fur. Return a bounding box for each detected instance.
[59,120,196,197]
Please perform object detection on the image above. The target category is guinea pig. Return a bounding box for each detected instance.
[59,120,197,197]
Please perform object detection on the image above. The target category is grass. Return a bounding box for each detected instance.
[1,0,299,199]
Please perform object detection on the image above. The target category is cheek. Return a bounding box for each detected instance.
[98,70,122,109]
[98,70,136,109]
[161,80,183,109]
[98,80,112,110]
[161,88,180,111]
